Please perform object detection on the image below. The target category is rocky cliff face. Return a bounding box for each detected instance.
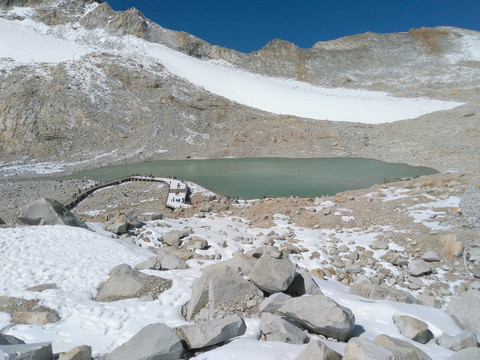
[0,0,479,175]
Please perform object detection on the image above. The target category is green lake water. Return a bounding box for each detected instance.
[66,157,437,199]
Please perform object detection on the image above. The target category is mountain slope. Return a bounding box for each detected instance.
[0,0,479,175]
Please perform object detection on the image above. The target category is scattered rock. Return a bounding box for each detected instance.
[437,330,478,351]
[0,342,52,360]
[17,198,87,228]
[441,234,463,257]
[421,251,440,262]
[370,239,389,250]
[0,296,60,325]
[295,340,342,360]
[447,290,480,339]
[174,315,246,350]
[249,253,296,294]
[408,260,432,277]
[94,263,172,302]
[26,283,58,292]
[393,315,433,344]
[259,312,308,344]
[278,294,355,341]
[59,345,92,360]
[134,257,160,271]
[104,323,183,360]
[348,276,418,304]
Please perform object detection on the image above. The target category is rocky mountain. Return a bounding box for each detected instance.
[0,0,479,175]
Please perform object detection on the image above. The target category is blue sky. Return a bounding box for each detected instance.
[107,0,480,53]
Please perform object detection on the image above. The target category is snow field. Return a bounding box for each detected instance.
[0,15,463,124]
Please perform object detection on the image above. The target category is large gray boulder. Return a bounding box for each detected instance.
[17,198,87,228]
[344,337,425,360]
[185,266,263,321]
[204,254,258,276]
[278,295,355,341]
[259,292,292,314]
[0,333,25,345]
[105,323,183,360]
[295,340,342,360]
[259,312,308,344]
[447,290,480,339]
[375,334,432,360]
[0,342,52,360]
[285,270,323,297]
[173,315,246,349]
[437,331,478,351]
[408,260,432,277]
[157,248,188,270]
[393,315,433,344]
[249,253,296,293]
[95,264,172,302]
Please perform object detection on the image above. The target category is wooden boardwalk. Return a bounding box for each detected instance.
[65,176,189,210]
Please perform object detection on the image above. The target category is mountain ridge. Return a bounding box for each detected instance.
[0,0,479,177]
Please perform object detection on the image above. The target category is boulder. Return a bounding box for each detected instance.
[0,342,52,360]
[259,292,292,314]
[0,217,5,225]
[278,295,355,341]
[375,334,432,360]
[285,270,323,297]
[174,315,246,349]
[105,221,128,235]
[422,251,440,262]
[249,253,296,293]
[0,333,25,345]
[17,198,87,228]
[59,345,92,360]
[94,264,172,302]
[408,260,432,277]
[447,290,480,339]
[392,315,433,344]
[134,257,160,271]
[0,296,60,325]
[344,337,424,360]
[348,276,418,304]
[157,248,188,270]
[370,239,389,250]
[204,254,258,276]
[467,248,480,262]
[447,347,480,360]
[259,313,308,344]
[437,331,478,351]
[185,267,263,321]
[441,234,463,257]
[105,323,183,360]
[295,340,342,360]
[161,231,181,247]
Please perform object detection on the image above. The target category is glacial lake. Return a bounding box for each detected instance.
[65,158,437,199]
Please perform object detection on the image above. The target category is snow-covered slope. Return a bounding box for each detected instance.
[0,12,462,124]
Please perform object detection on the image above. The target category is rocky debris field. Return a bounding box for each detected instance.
[0,168,479,359]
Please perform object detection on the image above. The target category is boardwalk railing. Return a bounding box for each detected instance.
[65,176,189,210]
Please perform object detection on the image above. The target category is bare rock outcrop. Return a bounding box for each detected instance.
[17,198,87,228]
